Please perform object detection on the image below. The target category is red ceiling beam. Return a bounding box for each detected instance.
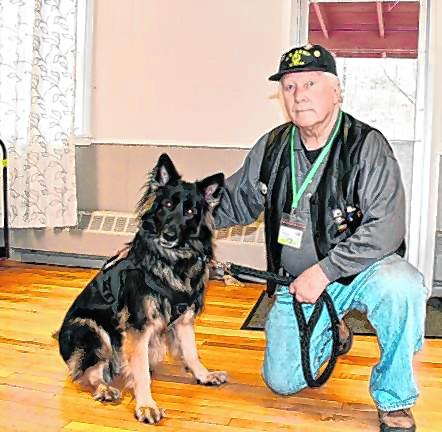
[376,1,385,38]
[310,30,417,58]
[312,3,329,39]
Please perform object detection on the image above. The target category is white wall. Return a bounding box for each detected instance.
[428,0,442,294]
[432,2,442,155]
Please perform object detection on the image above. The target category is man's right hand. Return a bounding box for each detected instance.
[289,263,330,304]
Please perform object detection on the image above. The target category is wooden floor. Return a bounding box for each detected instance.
[0,260,441,432]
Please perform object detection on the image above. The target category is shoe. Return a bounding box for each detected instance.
[337,319,353,356]
[378,408,416,431]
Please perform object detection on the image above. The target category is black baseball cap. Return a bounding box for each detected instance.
[268,44,337,81]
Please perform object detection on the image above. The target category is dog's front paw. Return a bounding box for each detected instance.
[135,404,166,424]
[93,384,121,402]
[196,370,228,386]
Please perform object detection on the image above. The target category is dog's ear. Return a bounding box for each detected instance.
[155,153,180,185]
[137,154,181,215]
[198,173,225,207]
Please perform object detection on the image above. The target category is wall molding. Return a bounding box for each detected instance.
[83,138,254,150]
[77,137,416,150]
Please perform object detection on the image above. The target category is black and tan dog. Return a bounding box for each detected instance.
[57,154,227,424]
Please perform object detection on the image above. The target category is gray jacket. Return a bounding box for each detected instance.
[214,115,406,282]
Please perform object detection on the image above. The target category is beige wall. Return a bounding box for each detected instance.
[91,0,289,148]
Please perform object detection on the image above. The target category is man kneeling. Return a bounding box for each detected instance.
[214,44,427,432]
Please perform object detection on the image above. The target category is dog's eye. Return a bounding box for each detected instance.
[186,208,196,216]
[163,200,173,209]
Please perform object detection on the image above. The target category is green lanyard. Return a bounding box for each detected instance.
[290,110,343,210]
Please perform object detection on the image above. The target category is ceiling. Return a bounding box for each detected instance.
[309,1,420,58]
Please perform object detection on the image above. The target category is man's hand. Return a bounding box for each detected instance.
[289,263,330,303]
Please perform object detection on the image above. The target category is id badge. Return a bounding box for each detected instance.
[278,211,307,249]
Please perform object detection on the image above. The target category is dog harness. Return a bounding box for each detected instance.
[94,254,199,325]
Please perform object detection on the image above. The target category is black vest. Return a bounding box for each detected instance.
[260,112,405,295]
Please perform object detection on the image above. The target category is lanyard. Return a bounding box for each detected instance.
[290,110,343,210]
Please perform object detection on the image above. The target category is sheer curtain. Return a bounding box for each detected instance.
[0,0,78,228]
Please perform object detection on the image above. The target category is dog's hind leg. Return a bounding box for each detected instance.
[59,319,121,402]
[173,310,228,386]
[81,361,121,402]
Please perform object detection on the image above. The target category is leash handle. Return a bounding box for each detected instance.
[225,261,341,387]
[294,291,340,387]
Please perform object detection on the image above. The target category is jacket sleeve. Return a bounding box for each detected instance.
[318,130,406,282]
[214,134,268,229]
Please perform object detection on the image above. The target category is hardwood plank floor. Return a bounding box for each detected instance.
[0,260,441,431]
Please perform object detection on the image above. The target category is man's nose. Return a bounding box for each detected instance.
[294,87,307,103]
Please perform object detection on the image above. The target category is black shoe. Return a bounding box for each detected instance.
[378,408,416,431]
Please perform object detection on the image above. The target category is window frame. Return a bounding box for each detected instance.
[74,0,94,145]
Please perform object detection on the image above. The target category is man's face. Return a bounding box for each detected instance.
[281,71,340,128]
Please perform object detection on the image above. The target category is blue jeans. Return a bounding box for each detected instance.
[262,254,428,411]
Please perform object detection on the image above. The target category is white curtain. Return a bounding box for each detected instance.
[0,0,78,228]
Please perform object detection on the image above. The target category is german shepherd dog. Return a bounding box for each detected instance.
[57,154,227,424]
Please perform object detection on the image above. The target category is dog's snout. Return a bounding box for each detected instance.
[162,227,178,242]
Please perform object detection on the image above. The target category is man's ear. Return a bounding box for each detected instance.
[155,153,180,185]
[333,82,343,105]
[198,173,225,207]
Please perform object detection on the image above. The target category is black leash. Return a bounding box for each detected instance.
[225,262,340,388]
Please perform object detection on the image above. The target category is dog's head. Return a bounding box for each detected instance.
[137,154,224,253]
